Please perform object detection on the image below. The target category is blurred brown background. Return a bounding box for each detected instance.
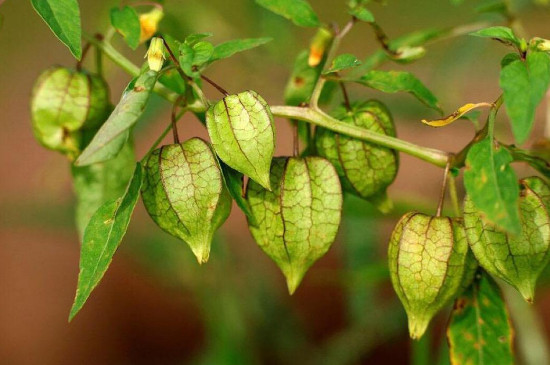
[1,0,550,364]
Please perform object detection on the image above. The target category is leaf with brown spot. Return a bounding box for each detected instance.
[447,272,515,365]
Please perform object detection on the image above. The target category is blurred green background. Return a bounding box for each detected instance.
[1,0,550,364]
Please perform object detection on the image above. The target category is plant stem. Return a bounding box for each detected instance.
[201,74,229,96]
[436,159,451,217]
[310,18,355,109]
[271,106,450,167]
[448,174,461,217]
[354,20,493,74]
[141,122,173,161]
[411,329,431,365]
[85,31,452,168]
[452,95,503,169]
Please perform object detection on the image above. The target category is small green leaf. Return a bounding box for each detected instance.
[185,32,213,46]
[220,162,257,226]
[347,70,442,112]
[69,162,143,321]
[255,0,320,27]
[192,41,214,66]
[71,141,135,239]
[349,6,374,23]
[500,51,550,144]
[211,38,272,62]
[76,68,159,166]
[447,273,515,365]
[206,90,275,190]
[463,137,521,235]
[179,41,214,76]
[246,157,343,294]
[475,0,507,15]
[323,54,362,74]
[470,26,521,48]
[31,0,82,59]
[141,139,232,263]
[110,6,141,50]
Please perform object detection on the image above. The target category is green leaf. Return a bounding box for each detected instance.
[246,157,343,294]
[76,69,159,166]
[255,0,320,27]
[500,51,550,144]
[185,32,213,46]
[69,162,143,321]
[31,0,82,59]
[179,41,214,77]
[220,162,257,226]
[347,71,442,112]
[470,26,521,48]
[323,54,362,74]
[348,6,374,23]
[206,90,275,190]
[447,273,514,365]
[211,38,272,62]
[463,137,521,235]
[475,0,508,15]
[141,138,232,264]
[110,6,141,50]
[71,141,135,239]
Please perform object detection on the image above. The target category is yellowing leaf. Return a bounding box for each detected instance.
[421,102,492,127]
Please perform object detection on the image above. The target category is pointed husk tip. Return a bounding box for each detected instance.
[517,281,536,304]
[407,314,431,340]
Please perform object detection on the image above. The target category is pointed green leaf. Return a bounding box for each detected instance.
[470,26,521,48]
[349,6,374,23]
[185,32,213,46]
[31,0,82,59]
[323,54,362,74]
[76,69,158,166]
[463,137,521,235]
[246,157,343,294]
[141,138,232,264]
[346,70,442,112]
[71,141,135,239]
[206,90,275,190]
[447,273,514,365]
[69,162,143,321]
[179,41,214,76]
[255,0,320,27]
[211,37,272,62]
[110,6,141,50]
[500,51,550,144]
